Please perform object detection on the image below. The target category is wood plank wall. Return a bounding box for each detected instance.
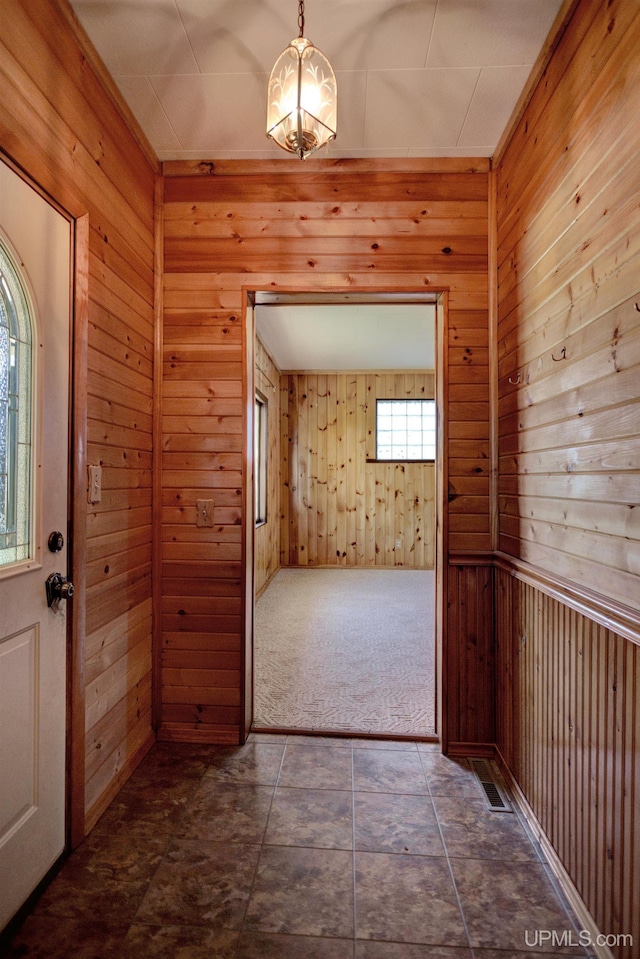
[496,565,639,959]
[494,0,640,953]
[254,335,280,596]
[495,0,640,611]
[160,291,244,742]
[281,371,435,568]
[162,158,493,745]
[0,0,157,833]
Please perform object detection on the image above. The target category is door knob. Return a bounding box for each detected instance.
[45,572,74,608]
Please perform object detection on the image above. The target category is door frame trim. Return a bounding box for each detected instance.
[68,212,89,849]
[241,285,447,746]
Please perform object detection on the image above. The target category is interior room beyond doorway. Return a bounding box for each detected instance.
[252,294,438,740]
[254,567,435,737]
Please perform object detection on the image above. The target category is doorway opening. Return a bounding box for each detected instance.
[245,291,442,741]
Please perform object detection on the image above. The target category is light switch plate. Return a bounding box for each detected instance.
[196,499,214,527]
[88,465,102,504]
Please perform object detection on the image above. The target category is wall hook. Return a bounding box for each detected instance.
[552,346,567,362]
[635,302,640,312]
[508,372,521,385]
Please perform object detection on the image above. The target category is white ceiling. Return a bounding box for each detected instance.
[69,0,564,161]
[255,303,436,370]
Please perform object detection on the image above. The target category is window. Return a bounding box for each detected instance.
[0,239,33,567]
[255,392,268,525]
[375,399,435,461]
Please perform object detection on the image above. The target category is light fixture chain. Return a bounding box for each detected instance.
[298,0,305,37]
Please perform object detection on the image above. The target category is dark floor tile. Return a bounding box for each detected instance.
[89,745,214,839]
[244,845,354,938]
[0,916,127,959]
[353,750,429,795]
[92,785,195,838]
[130,743,214,785]
[135,840,260,929]
[353,740,419,752]
[355,943,472,959]
[355,852,467,945]
[177,782,274,843]
[475,951,588,959]
[265,787,353,849]
[247,732,288,744]
[237,931,354,958]
[119,923,240,958]
[418,752,483,798]
[6,740,590,959]
[286,734,353,748]
[278,744,353,790]
[451,859,586,953]
[204,743,285,786]
[434,797,540,861]
[34,834,167,921]
[354,792,444,856]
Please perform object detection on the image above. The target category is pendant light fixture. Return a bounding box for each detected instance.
[266,0,337,160]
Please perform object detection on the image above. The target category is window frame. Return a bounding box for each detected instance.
[254,390,268,526]
[0,236,34,569]
[370,397,436,463]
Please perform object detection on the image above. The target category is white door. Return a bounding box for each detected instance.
[0,159,71,930]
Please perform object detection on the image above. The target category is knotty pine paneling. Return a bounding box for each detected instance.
[254,336,280,595]
[496,565,639,959]
[1,0,157,834]
[495,0,640,612]
[162,158,491,744]
[281,372,435,568]
[494,0,640,953]
[161,294,243,742]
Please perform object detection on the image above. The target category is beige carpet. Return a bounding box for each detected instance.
[254,568,435,737]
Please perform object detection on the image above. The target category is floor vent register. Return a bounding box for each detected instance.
[468,758,513,813]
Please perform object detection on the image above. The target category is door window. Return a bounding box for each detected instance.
[0,239,33,568]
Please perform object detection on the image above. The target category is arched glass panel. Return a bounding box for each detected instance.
[0,239,33,567]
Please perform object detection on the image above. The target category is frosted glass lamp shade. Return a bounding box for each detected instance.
[266,37,337,159]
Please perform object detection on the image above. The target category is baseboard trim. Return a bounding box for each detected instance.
[496,747,613,959]
[157,724,240,745]
[447,740,496,758]
[278,564,435,571]
[251,724,439,744]
[255,564,280,600]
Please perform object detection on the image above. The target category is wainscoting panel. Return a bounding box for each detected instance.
[496,564,639,959]
[446,557,494,751]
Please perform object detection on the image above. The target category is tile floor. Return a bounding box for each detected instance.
[3,734,594,959]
